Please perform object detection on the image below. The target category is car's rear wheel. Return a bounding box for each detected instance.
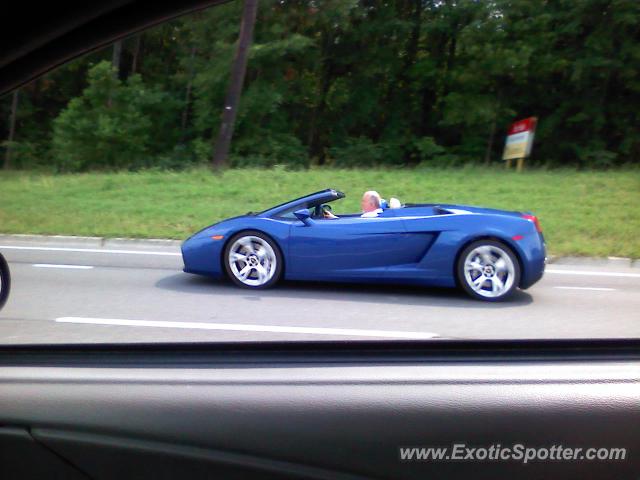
[224,231,283,289]
[457,240,520,301]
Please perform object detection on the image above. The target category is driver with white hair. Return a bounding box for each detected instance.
[322,190,387,219]
[360,190,383,217]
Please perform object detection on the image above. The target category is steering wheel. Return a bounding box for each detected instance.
[313,204,333,218]
[0,252,10,311]
[320,204,334,218]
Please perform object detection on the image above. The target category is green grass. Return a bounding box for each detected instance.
[1,166,639,258]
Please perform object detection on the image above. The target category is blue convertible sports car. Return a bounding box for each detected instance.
[182,189,546,301]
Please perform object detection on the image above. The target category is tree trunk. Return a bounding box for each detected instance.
[484,91,501,165]
[3,90,19,170]
[307,29,333,164]
[112,40,123,77]
[108,40,123,108]
[380,0,422,140]
[211,0,259,172]
[107,40,122,108]
[131,35,142,74]
[420,31,448,136]
[181,45,198,137]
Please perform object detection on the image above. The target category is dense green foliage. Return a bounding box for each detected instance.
[1,168,638,257]
[51,62,181,171]
[2,0,639,170]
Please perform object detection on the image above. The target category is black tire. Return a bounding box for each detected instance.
[456,239,520,302]
[0,253,10,311]
[223,230,283,289]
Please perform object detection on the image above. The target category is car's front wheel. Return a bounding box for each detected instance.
[0,253,10,311]
[457,240,520,301]
[223,231,283,289]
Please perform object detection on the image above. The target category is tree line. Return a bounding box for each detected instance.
[2,0,639,171]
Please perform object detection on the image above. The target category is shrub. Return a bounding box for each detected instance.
[576,146,618,169]
[51,61,179,171]
[327,137,405,167]
[406,136,463,167]
[230,132,308,168]
[1,140,47,169]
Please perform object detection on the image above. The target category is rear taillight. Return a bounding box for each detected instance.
[522,214,542,233]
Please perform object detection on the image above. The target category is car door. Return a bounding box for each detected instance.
[287,212,413,281]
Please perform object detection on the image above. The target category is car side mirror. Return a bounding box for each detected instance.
[294,208,313,226]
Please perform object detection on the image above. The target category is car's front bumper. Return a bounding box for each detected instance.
[181,233,224,278]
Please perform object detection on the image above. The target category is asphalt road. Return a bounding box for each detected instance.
[0,237,638,344]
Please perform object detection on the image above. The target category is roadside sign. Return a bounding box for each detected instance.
[503,117,537,160]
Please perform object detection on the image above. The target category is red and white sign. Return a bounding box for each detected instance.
[503,117,537,160]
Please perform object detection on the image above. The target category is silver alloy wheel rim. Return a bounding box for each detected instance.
[463,245,515,298]
[228,236,277,287]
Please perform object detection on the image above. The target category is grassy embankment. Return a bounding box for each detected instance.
[1,167,638,258]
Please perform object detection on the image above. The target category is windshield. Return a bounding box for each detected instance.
[0,0,638,344]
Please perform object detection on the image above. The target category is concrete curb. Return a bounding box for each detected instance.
[0,233,636,266]
[546,255,637,268]
[0,234,183,250]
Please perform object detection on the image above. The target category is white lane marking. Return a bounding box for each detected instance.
[546,269,640,278]
[554,286,615,292]
[55,317,440,339]
[0,245,181,256]
[33,264,94,270]
[2,244,638,279]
